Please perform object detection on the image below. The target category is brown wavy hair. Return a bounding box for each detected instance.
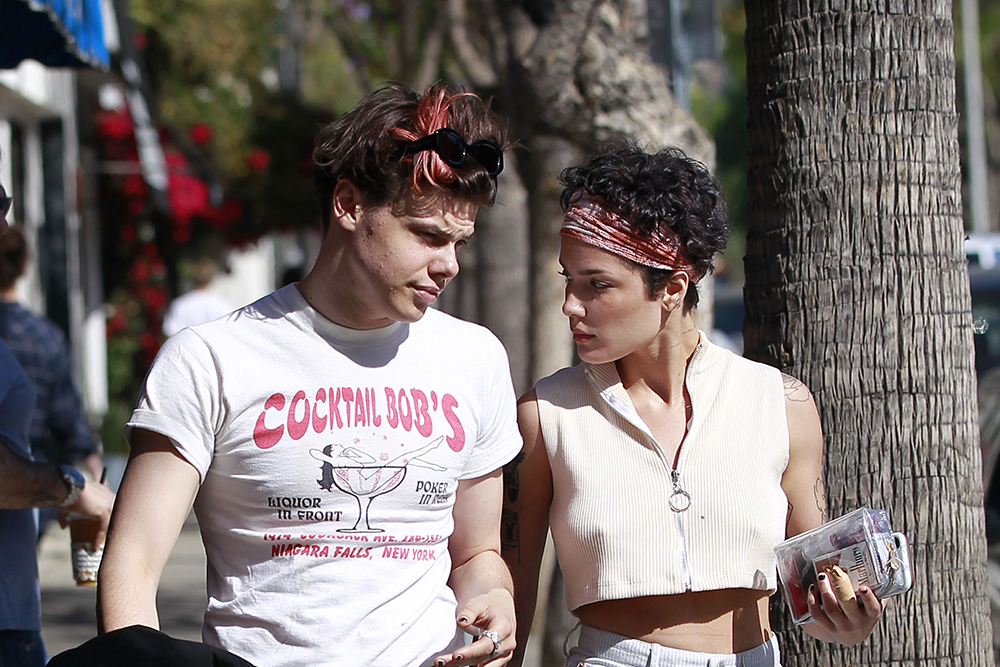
[313,82,508,233]
[0,226,27,291]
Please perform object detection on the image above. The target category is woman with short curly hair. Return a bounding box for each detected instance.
[503,145,884,667]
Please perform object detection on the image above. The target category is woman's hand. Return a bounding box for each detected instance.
[432,587,515,666]
[803,568,886,646]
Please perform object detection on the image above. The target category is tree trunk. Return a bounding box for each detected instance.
[517,135,582,384]
[477,151,532,395]
[744,2,991,665]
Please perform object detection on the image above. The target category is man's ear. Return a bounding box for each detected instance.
[331,179,364,232]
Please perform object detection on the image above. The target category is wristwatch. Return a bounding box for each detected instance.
[58,464,85,507]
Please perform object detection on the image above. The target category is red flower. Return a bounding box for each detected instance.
[204,198,244,230]
[128,259,150,284]
[164,149,188,170]
[189,123,212,146]
[167,173,210,224]
[107,309,128,335]
[97,109,133,141]
[172,225,192,243]
[140,286,167,313]
[246,149,270,172]
[122,174,147,198]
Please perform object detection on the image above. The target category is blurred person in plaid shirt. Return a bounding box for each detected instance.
[0,225,103,538]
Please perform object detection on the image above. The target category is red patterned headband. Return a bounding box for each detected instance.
[560,193,701,281]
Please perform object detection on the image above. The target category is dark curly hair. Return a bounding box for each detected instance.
[313,82,508,233]
[559,145,730,311]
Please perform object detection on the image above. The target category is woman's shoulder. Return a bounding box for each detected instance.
[534,362,590,394]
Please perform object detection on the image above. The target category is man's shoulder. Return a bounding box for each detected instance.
[169,289,293,351]
[418,308,499,342]
[0,303,67,350]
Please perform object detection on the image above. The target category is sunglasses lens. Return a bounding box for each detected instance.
[469,143,503,177]
[436,130,466,167]
[0,197,10,217]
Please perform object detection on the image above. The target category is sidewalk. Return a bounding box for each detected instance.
[38,511,208,658]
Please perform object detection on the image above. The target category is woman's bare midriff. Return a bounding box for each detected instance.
[575,589,773,654]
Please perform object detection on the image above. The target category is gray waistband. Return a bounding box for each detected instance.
[567,624,781,667]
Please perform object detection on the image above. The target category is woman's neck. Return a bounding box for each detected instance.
[616,313,701,404]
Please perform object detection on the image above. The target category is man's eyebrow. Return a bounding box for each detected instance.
[412,220,475,242]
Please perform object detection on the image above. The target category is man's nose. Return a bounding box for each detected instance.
[430,245,460,280]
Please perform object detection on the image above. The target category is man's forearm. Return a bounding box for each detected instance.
[448,549,514,609]
[97,559,162,633]
[0,441,67,508]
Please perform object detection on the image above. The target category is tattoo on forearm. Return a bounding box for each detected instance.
[503,452,524,502]
[814,477,828,522]
[781,373,810,402]
[501,508,520,562]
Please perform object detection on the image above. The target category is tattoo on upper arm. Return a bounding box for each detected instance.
[501,453,524,562]
[814,477,828,523]
[781,373,810,402]
[503,452,524,503]
[501,507,520,562]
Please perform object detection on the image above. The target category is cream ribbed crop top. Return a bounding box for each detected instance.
[535,334,789,611]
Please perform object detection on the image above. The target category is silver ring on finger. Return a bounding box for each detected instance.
[479,629,501,658]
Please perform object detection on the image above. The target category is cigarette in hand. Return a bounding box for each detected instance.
[829,565,859,613]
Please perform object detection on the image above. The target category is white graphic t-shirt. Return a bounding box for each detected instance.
[127,285,522,667]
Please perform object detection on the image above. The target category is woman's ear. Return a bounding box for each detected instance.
[661,271,690,312]
[331,179,364,232]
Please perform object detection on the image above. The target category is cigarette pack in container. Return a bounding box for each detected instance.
[774,507,912,625]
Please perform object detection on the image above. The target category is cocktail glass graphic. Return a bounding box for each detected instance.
[310,436,446,533]
[329,465,407,533]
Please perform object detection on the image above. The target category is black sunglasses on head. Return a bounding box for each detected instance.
[0,187,10,218]
[401,128,504,178]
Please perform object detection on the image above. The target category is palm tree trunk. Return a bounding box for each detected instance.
[744,1,991,664]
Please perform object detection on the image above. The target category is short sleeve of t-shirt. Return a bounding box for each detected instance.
[126,328,223,481]
[456,330,521,480]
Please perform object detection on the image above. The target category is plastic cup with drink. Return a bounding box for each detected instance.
[67,466,108,587]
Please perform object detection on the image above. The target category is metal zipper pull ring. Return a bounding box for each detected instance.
[669,469,691,512]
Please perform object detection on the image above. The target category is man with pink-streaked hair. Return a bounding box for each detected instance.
[98,83,519,667]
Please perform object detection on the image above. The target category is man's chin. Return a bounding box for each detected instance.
[398,302,431,323]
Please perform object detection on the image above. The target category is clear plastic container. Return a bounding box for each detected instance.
[774,507,912,624]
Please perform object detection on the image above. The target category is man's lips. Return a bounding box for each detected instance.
[413,284,442,303]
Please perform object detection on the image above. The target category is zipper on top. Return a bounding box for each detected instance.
[670,339,703,590]
[593,338,705,592]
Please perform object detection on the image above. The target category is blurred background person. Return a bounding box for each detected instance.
[161,256,234,337]
[0,226,104,539]
[0,157,115,667]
